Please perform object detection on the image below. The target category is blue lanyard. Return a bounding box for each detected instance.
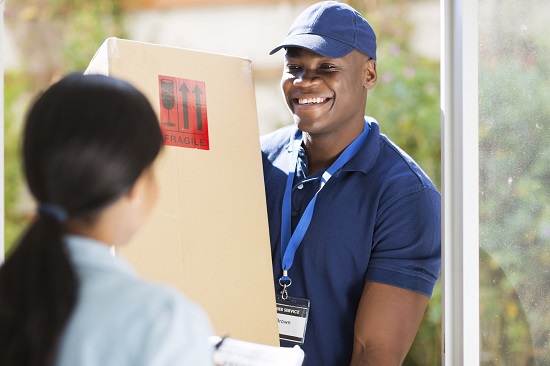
[279,121,370,296]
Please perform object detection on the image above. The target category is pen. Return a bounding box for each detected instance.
[215,335,228,350]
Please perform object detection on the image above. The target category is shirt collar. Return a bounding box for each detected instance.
[341,118,380,174]
[285,117,381,176]
[64,234,137,277]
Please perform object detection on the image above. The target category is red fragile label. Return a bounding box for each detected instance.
[158,75,209,150]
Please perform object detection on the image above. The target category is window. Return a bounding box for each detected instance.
[479,0,550,364]
[444,0,550,363]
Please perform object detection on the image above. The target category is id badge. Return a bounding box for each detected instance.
[276,293,310,344]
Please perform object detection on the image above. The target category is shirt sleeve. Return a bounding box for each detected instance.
[366,186,441,297]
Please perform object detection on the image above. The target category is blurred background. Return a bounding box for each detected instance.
[4,0,439,364]
[8,0,548,365]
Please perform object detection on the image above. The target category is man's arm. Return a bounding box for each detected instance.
[350,281,429,366]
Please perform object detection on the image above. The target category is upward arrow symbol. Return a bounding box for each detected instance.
[193,85,203,131]
[179,82,190,130]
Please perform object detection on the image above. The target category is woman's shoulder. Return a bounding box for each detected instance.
[98,273,210,326]
[58,274,214,366]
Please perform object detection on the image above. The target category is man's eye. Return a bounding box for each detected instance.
[319,64,336,70]
[286,65,301,71]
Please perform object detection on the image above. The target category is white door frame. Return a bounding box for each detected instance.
[441,0,480,364]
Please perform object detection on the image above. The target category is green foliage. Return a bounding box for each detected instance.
[50,1,126,71]
[4,0,125,256]
[4,73,32,254]
[479,250,534,365]
[479,45,550,365]
[404,282,441,366]
[367,43,441,190]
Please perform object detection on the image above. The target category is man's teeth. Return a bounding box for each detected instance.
[298,97,326,105]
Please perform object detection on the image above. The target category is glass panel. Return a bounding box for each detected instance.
[479,0,550,364]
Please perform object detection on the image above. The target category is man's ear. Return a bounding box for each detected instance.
[363,59,377,90]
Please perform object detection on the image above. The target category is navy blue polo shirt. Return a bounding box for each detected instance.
[260,119,441,366]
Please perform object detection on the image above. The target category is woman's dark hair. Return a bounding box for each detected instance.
[0,73,163,366]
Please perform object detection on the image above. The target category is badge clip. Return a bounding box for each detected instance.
[279,270,292,300]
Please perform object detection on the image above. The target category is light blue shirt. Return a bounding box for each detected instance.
[56,235,214,366]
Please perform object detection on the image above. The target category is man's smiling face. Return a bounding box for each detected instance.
[281,47,376,137]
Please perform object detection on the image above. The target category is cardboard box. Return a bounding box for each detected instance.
[85,38,278,346]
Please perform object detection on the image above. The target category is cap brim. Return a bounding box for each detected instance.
[269,34,355,58]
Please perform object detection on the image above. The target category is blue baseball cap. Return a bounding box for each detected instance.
[269,1,377,60]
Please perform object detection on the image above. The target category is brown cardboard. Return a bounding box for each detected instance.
[85,38,279,346]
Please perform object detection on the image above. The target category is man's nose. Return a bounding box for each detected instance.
[293,69,320,87]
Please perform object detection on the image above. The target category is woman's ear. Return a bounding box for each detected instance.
[127,173,146,209]
[126,167,158,215]
[363,59,377,90]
